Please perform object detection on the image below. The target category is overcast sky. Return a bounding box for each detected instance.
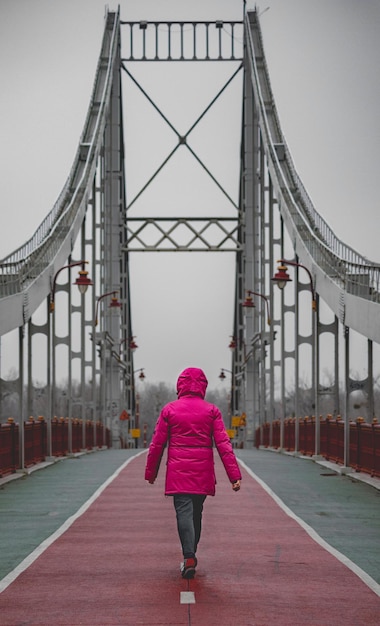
[0,0,379,390]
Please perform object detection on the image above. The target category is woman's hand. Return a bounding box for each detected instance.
[232,480,241,491]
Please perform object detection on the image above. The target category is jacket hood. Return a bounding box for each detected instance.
[176,367,208,399]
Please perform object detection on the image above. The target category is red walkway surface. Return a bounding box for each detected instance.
[0,450,379,625]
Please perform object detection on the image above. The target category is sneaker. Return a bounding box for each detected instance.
[180,557,197,579]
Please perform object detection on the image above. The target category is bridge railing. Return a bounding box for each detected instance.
[0,418,111,478]
[256,416,380,478]
[0,420,19,475]
[245,11,380,303]
[0,10,120,300]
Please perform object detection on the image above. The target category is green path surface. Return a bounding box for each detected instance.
[236,449,380,584]
[0,450,140,579]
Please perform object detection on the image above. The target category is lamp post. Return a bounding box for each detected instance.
[228,336,245,410]
[272,259,319,455]
[119,336,139,433]
[50,262,92,312]
[228,337,236,351]
[242,290,271,325]
[131,368,145,448]
[228,335,248,361]
[135,367,146,381]
[48,261,93,457]
[133,368,146,423]
[130,336,138,351]
[219,367,245,447]
[95,291,121,327]
[219,367,233,421]
[119,336,138,356]
[272,261,316,310]
[219,367,232,408]
[242,290,272,441]
[131,367,146,430]
[219,368,230,381]
[92,291,121,448]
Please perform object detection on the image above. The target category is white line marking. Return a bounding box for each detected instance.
[238,458,380,598]
[180,591,195,604]
[0,450,146,595]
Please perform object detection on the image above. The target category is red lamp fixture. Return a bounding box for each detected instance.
[136,368,145,380]
[50,261,93,312]
[119,335,139,355]
[271,263,292,290]
[129,336,138,351]
[242,290,271,325]
[109,295,122,310]
[95,291,121,326]
[74,268,93,294]
[228,337,237,350]
[242,292,255,308]
[219,368,233,381]
[271,259,316,311]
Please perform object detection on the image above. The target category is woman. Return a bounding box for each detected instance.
[145,367,242,579]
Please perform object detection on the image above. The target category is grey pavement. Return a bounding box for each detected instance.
[0,447,379,587]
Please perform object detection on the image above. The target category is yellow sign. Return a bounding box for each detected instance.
[130,428,140,438]
[226,429,236,439]
[231,416,241,427]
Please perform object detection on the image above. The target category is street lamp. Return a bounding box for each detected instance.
[228,337,236,351]
[48,260,93,458]
[50,261,93,312]
[219,368,232,381]
[119,336,139,355]
[129,368,146,448]
[242,290,272,442]
[135,368,146,381]
[95,291,121,326]
[242,290,271,325]
[129,336,138,351]
[218,367,245,447]
[272,260,316,311]
[271,259,319,454]
[92,291,122,448]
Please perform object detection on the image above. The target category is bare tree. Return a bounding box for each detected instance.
[138,382,176,444]
[137,383,230,445]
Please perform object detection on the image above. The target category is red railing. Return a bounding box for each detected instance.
[284,418,295,451]
[271,421,281,448]
[52,418,68,457]
[320,417,345,463]
[72,419,83,453]
[0,417,110,477]
[24,417,47,466]
[299,417,315,456]
[0,420,19,475]
[349,419,380,476]
[255,416,380,478]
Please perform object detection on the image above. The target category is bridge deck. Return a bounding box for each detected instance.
[0,449,379,625]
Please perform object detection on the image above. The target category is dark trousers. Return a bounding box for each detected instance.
[173,494,207,559]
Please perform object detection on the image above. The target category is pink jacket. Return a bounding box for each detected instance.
[144,367,242,496]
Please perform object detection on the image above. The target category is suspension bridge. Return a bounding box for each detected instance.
[0,5,379,623]
[0,5,379,467]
